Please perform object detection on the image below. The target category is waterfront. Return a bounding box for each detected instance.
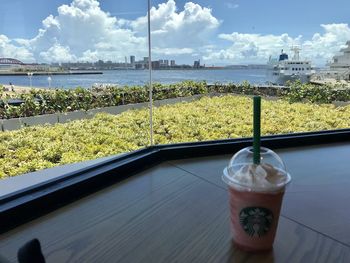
[0,69,270,89]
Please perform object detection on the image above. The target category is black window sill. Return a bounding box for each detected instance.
[1,128,350,234]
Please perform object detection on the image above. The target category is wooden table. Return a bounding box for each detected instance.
[1,142,350,262]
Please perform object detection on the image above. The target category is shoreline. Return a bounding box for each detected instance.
[0,71,103,76]
[0,84,47,95]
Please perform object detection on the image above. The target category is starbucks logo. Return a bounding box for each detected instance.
[239,207,273,237]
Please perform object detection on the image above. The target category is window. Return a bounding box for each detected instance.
[0,0,150,181]
[1,0,350,189]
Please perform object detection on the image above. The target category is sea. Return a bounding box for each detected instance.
[0,68,272,89]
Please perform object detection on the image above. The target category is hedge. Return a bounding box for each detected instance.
[0,81,210,119]
[4,80,350,119]
[1,94,350,178]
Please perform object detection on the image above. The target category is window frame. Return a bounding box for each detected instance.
[1,128,350,233]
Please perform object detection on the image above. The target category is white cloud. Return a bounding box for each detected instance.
[31,0,146,62]
[2,0,147,63]
[0,0,219,63]
[153,47,194,55]
[0,35,34,61]
[303,24,350,63]
[204,23,350,65]
[131,0,220,49]
[39,43,76,62]
[204,32,301,63]
[225,3,239,9]
[0,0,349,66]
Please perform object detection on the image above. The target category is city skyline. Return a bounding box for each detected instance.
[0,55,207,71]
[0,0,350,66]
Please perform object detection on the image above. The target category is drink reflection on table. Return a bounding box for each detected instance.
[226,241,275,263]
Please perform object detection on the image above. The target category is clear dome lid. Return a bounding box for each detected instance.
[222,146,291,192]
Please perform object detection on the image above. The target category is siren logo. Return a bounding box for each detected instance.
[239,207,273,237]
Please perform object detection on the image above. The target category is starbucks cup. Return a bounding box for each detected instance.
[222,146,291,252]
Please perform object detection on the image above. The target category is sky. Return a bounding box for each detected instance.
[0,0,350,66]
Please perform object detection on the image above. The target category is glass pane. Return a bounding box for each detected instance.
[148,0,350,146]
[0,0,150,181]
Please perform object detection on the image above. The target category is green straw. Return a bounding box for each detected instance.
[253,96,261,164]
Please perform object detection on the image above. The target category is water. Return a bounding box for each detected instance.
[0,68,270,89]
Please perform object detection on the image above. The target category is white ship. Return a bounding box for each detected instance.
[269,47,315,85]
[326,41,350,81]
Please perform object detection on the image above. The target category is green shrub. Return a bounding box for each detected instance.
[1,95,350,179]
[285,80,350,103]
[2,80,350,119]
[0,81,212,119]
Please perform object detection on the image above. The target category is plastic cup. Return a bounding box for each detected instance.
[222,146,291,252]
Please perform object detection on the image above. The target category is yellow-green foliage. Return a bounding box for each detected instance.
[1,95,350,178]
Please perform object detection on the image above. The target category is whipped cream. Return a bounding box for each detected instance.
[226,163,288,190]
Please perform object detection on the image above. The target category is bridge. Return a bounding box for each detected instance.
[0,58,24,65]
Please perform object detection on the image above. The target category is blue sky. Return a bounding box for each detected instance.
[1,0,350,65]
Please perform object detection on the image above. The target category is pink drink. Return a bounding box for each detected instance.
[228,186,284,252]
[222,147,291,252]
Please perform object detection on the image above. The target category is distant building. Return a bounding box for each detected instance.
[170,60,176,67]
[152,61,160,69]
[159,59,171,68]
[143,57,149,63]
[97,60,104,66]
[194,59,200,68]
[130,56,135,67]
[135,63,144,69]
